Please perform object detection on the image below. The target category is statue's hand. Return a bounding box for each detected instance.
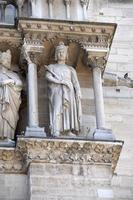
[61,80,73,89]
[1,79,15,86]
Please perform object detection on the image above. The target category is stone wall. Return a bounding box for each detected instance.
[87,0,133,198]
[0,174,27,200]
[28,163,113,200]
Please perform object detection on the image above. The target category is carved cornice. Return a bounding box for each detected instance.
[17,19,116,71]
[0,28,21,49]
[18,19,116,49]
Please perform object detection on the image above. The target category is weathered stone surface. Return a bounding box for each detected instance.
[0,174,27,200]
[17,137,123,173]
[0,147,25,173]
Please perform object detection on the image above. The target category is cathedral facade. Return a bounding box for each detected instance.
[0,0,132,200]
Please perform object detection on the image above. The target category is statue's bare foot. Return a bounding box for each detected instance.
[52,131,60,137]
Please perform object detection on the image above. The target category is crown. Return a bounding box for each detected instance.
[55,41,67,52]
[23,38,44,53]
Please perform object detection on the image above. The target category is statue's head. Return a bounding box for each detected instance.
[0,50,12,69]
[55,42,68,62]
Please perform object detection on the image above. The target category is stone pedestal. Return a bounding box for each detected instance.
[25,127,46,137]
[16,137,123,200]
[0,137,123,200]
[93,129,115,141]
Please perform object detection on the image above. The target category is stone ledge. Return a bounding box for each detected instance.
[0,147,25,174]
[0,137,123,174]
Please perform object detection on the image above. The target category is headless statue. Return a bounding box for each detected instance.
[0,50,22,143]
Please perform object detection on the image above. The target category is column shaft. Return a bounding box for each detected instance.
[66,4,70,19]
[93,66,105,129]
[49,2,53,18]
[28,63,39,127]
[83,4,87,20]
[1,4,5,22]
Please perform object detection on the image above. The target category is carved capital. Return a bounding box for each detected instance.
[86,55,106,71]
[80,0,89,6]
[22,38,44,66]
[47,0,54,4]
[17,0,25,8]
[64,0,71,6]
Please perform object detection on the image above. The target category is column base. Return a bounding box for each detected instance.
[0,139,15,147]
[93,128,115,141]
[25,127,46,137]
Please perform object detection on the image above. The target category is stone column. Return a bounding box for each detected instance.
[27,62,39,128]
[23,39,46,137]
[87,55,115,140]
[80,0,88,20]
[92,65,105,129]
[64,0,71,20]
[30,0,37,17]
[0,2,6,23]
[17,0,25,17]
[47,0,54,19]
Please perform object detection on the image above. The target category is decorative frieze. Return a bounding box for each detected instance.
[16,137,123,173]
[0,138,123,174]
[0,147,25,173]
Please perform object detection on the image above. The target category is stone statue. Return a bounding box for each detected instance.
[45,42,82,137]
[0,50,22,143]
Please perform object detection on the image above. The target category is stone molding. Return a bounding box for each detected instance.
[18,19,116,49]
[0,137,123,174]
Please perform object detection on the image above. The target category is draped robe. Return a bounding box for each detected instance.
[46,64,82,136]
[0,69,22,139]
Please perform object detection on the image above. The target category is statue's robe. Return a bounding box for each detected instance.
[0,69,22,139]
[46,64,82,136]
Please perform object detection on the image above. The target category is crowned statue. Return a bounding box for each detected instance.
[45,42,82,137]
[0,50,22,144]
